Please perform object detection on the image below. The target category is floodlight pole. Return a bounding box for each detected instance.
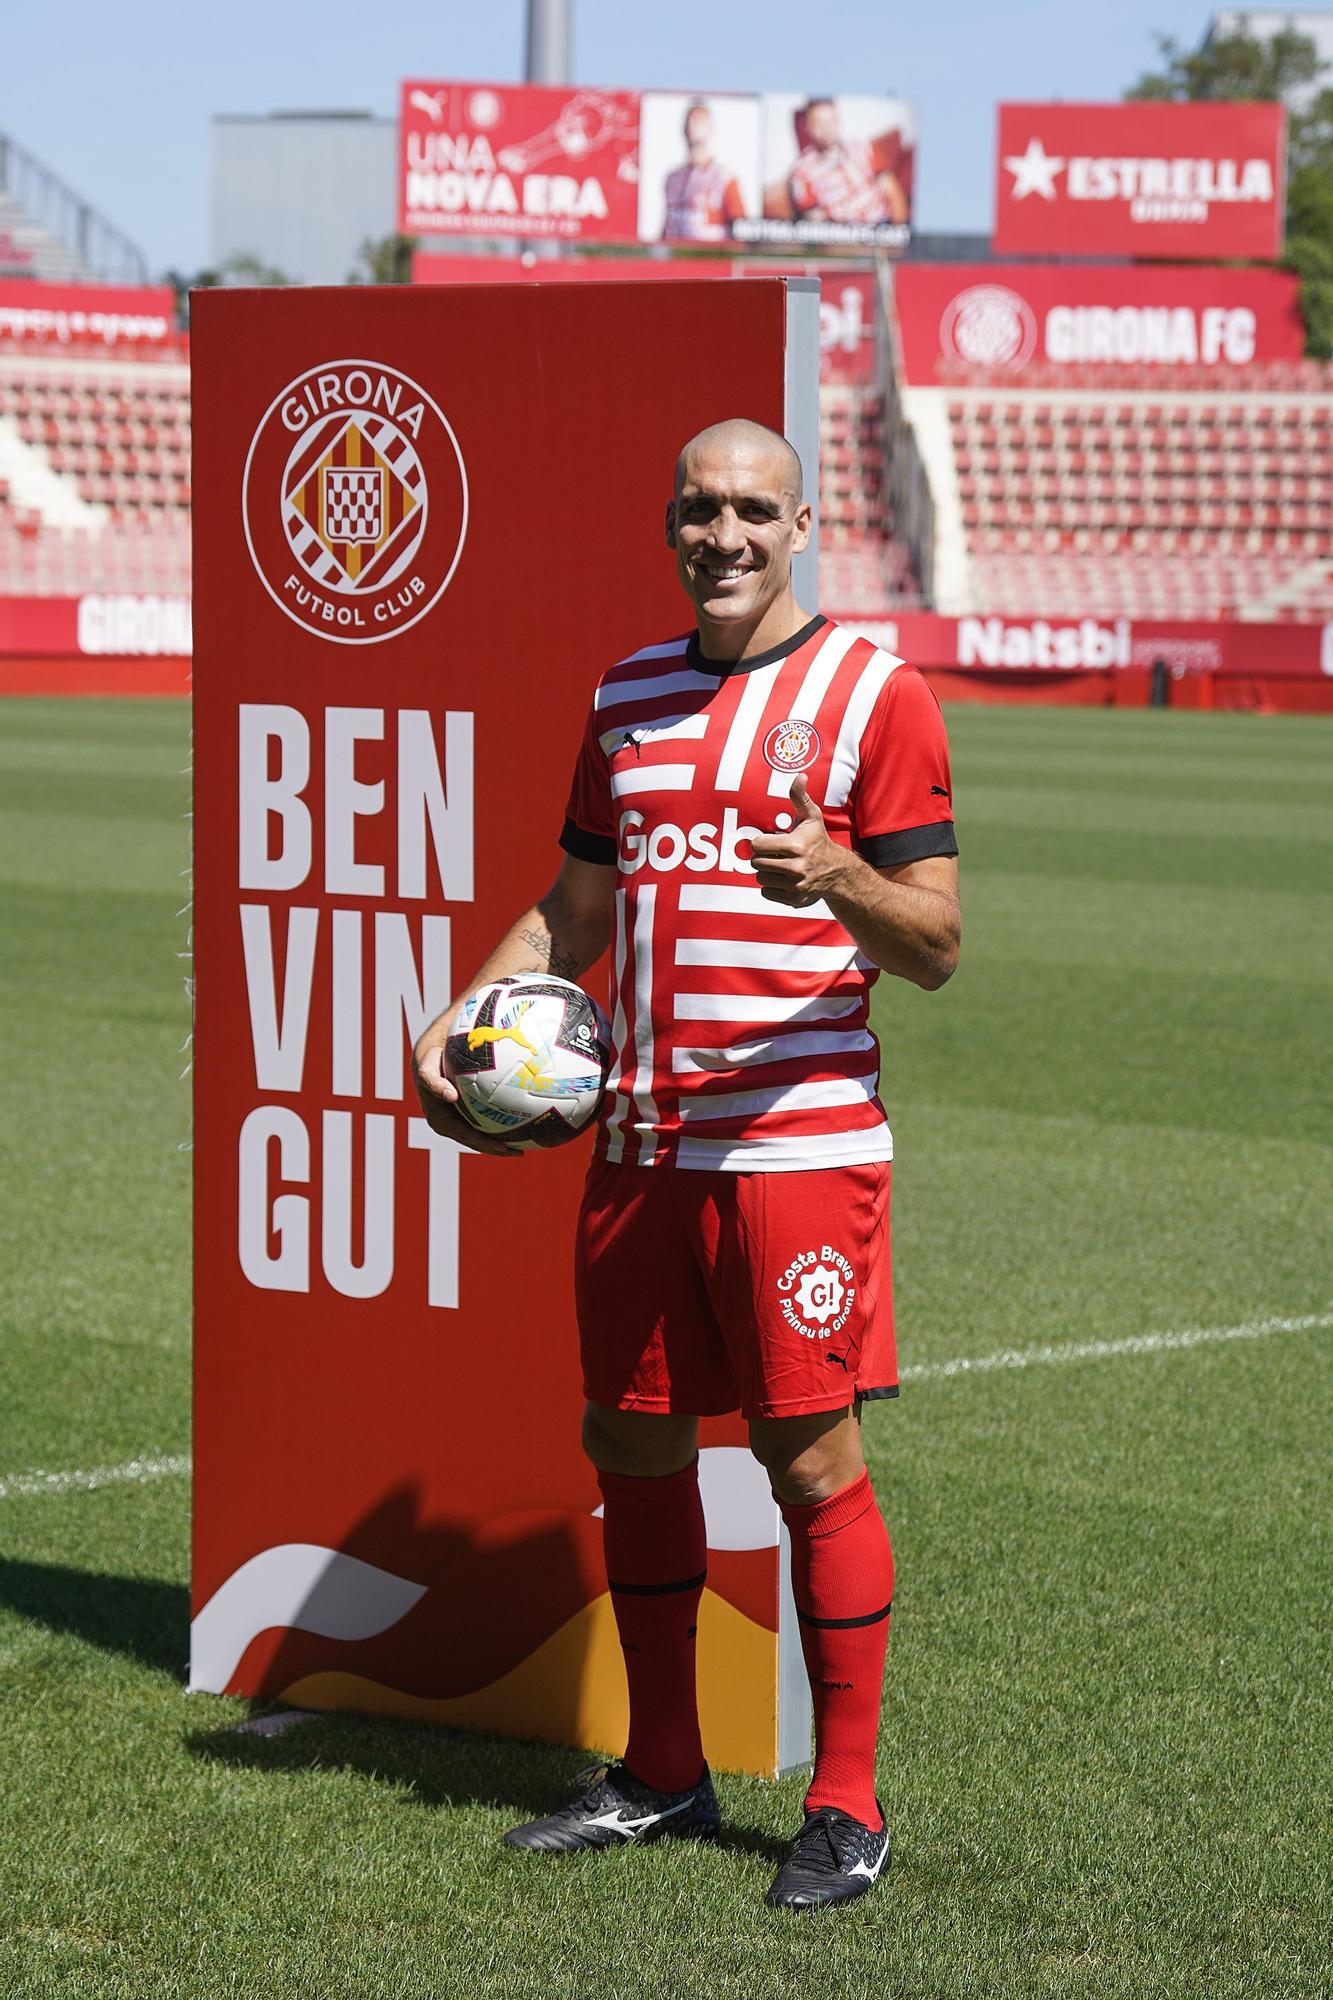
[526,0,571,84]
[523,0,571,260]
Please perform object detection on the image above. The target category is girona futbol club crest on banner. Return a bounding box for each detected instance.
[241,359,468,644]
[191,277,822,1778]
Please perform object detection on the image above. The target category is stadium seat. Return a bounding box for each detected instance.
[931,370,1333,621]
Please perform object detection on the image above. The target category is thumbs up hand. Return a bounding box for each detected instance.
[749,775,851,908]
[788,774,823,824]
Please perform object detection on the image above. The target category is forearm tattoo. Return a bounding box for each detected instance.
[517,924,578,981]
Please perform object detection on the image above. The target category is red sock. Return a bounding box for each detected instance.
[597,1459,707,1794]
[781,1469,893,1828]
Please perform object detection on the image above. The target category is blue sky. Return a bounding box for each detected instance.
[2,0,1222,275]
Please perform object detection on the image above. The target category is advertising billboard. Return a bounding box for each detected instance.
[636,92,762,245]
[189,277,822,1777]
[399,82,915,252]
[0,281,177,348]
[994,101,1286,261]
[400,81,641,242]
[747,94,914,253]
[892,263,1305,383]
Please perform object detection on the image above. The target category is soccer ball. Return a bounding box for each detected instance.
[445,975,611,1148]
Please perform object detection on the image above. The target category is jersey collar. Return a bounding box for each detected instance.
[686,613,827,679]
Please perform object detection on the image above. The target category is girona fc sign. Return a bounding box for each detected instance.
[241,358,468,645]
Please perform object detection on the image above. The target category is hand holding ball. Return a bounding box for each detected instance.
[445,976,610,1149]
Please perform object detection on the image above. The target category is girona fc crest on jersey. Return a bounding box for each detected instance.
[763,717,820,773]
[241,358,468,645]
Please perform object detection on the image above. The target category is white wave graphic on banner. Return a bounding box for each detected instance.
[189,1543,427,1694]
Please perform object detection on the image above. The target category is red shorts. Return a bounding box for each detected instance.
[575,1158,896,1421]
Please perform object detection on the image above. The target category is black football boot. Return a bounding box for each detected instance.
[503,1761,721,1853]
[765,1802,891,1911]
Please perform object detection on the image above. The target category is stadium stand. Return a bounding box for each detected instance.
[818,382,924,613]
[0,260,1328,635]
[0,342,922,615]
[0,131,148,285]
[892,356,1333,624]
[0,353,191,596]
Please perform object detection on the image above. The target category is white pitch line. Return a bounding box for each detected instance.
[0,1450,190,1500]
[898,1311,1333,1384]
[1,1313,1329,1499]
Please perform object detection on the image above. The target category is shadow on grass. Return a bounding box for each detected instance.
[186,1713,790,1861]
[0,1556,188,1677]
[0,1553,790,1856]
[0,1544,792,1856]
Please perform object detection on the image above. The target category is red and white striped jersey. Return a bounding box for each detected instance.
[662,160,746,242]
[561,615,957,1173]
[788,141,890,224]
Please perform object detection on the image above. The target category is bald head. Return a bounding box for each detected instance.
[666,416,812,653]
[674,419,804,504]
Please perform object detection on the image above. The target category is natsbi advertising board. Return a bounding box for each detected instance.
[893,264,1305,383]
[994,101,1285,260]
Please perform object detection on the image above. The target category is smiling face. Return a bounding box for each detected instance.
[805,100,840,151]
[666,422,811,656]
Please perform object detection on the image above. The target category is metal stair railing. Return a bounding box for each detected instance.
[0,131,148,285]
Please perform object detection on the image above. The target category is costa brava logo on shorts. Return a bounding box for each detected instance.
[763,717,820,773]
[242,359,468,644]
[776,1246,857,1341]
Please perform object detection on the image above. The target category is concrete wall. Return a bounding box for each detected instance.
[211,113,398,286]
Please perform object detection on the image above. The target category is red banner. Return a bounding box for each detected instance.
[411,253,877,385]
[830,611,1333,680]
[817,270,877,384]
[0,594,191,655]
[399,82,641,242]
[994,102,1285,261]
[892,262,1305,383]
[187,277,821,1774]
[0,281,177,348]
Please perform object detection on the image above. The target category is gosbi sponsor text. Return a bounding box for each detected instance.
[617,806,779,876]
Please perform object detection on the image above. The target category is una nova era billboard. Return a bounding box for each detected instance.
[994,101,1286,260]
[400,81,915,252]
[892,263,1305,383]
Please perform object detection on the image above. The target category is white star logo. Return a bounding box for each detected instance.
[1004,137,1065,201]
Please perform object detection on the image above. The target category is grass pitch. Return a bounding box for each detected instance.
[0,696,1329,2000]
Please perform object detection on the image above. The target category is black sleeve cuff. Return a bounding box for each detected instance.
[560,817,618,866]
[856,820,958,868]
